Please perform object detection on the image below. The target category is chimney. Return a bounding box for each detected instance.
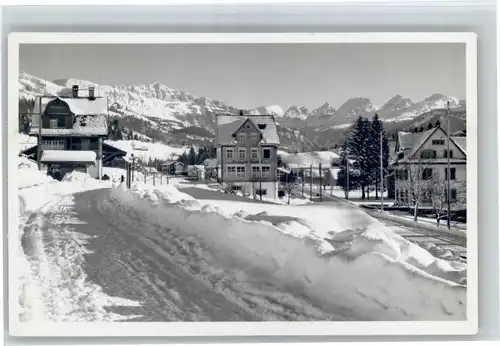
[72,85,79,98]
[88,86,95,100]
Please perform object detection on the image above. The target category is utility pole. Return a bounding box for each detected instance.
[301,168,305,197]
[130,154,135,186]
[380,130,384,212]
[309,164,313,201]
[446,102,451,229]
[346,150,350,201]
[37,96,42,170]
[258,143,263,201]
[319,162,322,202]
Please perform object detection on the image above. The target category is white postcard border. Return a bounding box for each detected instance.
[7,32,478,337]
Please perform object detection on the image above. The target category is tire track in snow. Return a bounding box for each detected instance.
[76,191,257,321]
[91,189,359,321]
[21,194,139,322]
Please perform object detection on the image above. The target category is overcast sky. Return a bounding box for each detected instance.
[20,43,466,110]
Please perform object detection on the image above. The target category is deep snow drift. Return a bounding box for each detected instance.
[110,184,467,321]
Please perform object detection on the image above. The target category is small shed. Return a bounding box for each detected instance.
[187,165,205,180]
[203,158,219,179]
[162,161,184,175]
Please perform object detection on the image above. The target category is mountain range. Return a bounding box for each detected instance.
[18,70,466,152]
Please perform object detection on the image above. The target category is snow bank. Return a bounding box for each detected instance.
[111,186,467,321]
[17,158,137,322]
[130,182,194,204]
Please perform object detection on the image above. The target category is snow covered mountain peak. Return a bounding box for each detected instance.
[380,95,414,112]
[249,105,284,117]
[334,97,378,123]
[283,105,309,120]
[310,102,336,117]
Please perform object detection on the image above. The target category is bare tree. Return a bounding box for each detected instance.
[241,183,252,199]
[250,176,260,200]
[426,175,448,227]
[428,178,467,227]
[282,176,299,205]
[401,158,435,222]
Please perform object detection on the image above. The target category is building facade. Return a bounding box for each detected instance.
[28,85,109,180]
[392,126,466,209]
[216,114,280,198]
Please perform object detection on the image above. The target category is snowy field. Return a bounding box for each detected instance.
[279,150,340,168]
[104,139,188,162]
[15,157,467,323]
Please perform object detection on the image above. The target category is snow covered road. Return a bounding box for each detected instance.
[23,188,362,322]
[18,174,467,323]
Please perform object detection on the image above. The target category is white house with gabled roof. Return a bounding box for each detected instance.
[392,125,466,208]
[215,113,280,198]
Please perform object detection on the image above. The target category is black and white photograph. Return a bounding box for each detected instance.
[8,33,478,336]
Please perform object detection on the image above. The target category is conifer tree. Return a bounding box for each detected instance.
[344,116,372,199]
[188,147,196,165]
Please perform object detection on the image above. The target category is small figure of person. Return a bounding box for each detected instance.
[120,175,125,183]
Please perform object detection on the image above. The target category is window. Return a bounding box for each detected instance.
[443,150,454,158]
[50,119,58,128]
[399,190,406,203]
[397,169,408,180]
[249,133,260,143]
[236,165,246,177]
[237,133,246,144]
[239,148,246,160]
[420,149,436,159]
[263,148,271,159]
[226,149,233,159]
[252,166,261,177]
[432,139,445,145]
[451,189,457,201]
[251,148,258,160]
[445,168,456,180]
[227,166,236,175]
[81,139,90,150]
[445,188,458,201]
[261,165,271,177]
[422,168,433,180]
[41,139,65,150]
[256,189,267,196]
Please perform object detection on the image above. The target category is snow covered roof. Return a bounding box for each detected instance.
[451,136,467,153]
[394,127,466,163]
[187,165,205,171]
[33,96,108,116]
[30,114,108,136]
[216,115,280,146]
[277,167,291,174]
[203,158,218,168]
[30,96,109,136]
[162,161,183,167]
[397,129,435,151]
[41,150,96,163]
